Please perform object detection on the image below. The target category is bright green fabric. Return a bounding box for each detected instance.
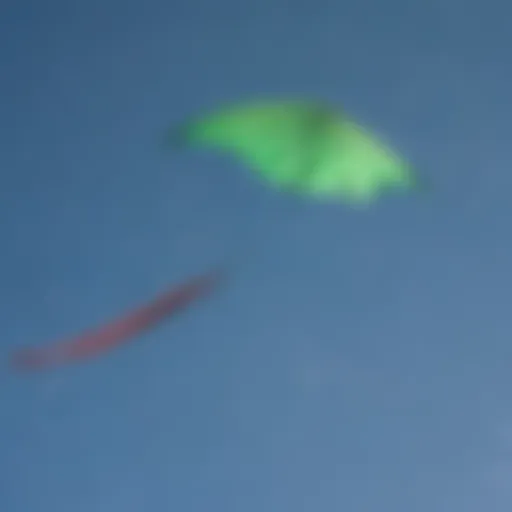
[170,100,419,204]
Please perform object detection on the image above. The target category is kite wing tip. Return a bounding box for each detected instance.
[162,123,193,150]
[10,349,48,371]
[411,173,431,195]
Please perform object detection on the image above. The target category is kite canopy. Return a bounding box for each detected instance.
[168,99,421,204]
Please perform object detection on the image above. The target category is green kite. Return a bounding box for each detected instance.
[167,98,421,205]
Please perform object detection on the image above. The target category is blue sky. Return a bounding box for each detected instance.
[1,0,512,510]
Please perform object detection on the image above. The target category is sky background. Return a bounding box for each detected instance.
[1,0,512,510]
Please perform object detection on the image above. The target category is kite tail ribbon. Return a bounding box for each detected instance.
[11,268,223,371]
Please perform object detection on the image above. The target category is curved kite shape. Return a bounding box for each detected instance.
[167,99,422,205]
[11,269,222,371]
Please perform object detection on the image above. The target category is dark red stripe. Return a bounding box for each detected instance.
[11,269,222,371]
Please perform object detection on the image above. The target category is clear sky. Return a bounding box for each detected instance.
[2,0,512,510]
